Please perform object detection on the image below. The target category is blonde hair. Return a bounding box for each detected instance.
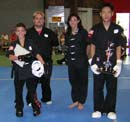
[33,11,45,19]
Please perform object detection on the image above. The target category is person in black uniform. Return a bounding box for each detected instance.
[7,23,45,117]
[26,11,59,105]
[65,13,90,110]
[88,3,123,120]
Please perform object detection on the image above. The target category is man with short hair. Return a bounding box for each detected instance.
[89,3,124,120]
[26,11,59,105]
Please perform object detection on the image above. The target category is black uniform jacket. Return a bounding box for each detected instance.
[65,28,89,68]
[7,39,39,80]
[26,26,59,62]
[90,22,124,67]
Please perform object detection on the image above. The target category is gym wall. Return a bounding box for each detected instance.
[0,0,44,34]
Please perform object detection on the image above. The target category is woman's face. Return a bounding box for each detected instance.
[15,27,26,39]
[69,16,79,30]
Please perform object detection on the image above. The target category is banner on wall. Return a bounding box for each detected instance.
[47,6,64,23]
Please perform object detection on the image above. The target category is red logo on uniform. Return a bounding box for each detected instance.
[88,30,94,38]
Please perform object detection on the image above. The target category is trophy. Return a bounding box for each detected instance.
[97,42,116,75]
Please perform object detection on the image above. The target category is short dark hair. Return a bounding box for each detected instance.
[15,23,26,30]
[100,2,114,11]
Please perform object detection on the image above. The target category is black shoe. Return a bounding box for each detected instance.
[33,109,40,116]
[16,110,23,117]
[14,99,16,103]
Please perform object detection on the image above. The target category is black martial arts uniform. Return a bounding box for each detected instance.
[7,39,41,116]
[90,22,123,113]
[65,28,89,104]
[26,26,59,103]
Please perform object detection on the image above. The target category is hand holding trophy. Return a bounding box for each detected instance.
[97,44,116,75]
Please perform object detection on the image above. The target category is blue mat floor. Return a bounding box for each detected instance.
[0,65,130,122]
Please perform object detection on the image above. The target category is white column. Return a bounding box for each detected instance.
[78,7,92,30]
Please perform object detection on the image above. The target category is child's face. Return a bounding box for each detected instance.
[15,27,26,39]
[100,7,114,23]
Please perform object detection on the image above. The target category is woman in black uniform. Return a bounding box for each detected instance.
[65,14,90,110]
[7,23,45,117]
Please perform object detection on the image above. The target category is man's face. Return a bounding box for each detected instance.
[33,14,44,28]
[100,7,113,22]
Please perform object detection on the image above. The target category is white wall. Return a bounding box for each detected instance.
[78,8,92,31]
[45,7,93,31]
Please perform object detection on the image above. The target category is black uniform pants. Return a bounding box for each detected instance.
[68,65,88,104]
[40,62,52,101]
[93,73,117,113]
[14,73,39,111]
[26,62,52,102]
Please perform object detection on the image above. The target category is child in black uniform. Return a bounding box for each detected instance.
[7,23,45,117]
[65,13,90,110]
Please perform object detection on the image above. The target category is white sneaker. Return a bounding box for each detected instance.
[28,103,32,107]
[107,112,117,120]
[92,111,102,118]
[46,101,53,105]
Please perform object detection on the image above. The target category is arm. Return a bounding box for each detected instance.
[88,43,101,75]
[116,46,121,60]
[88,43,96,62]
[36,54,45,64]
[90,44,96,58]
[29,39,45,64]
[86,45,90,58]
[87,28,96,59]
[7,42,18,61]
[9,55,18,61]
[113,46,122,77]
[84,30,91,57]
